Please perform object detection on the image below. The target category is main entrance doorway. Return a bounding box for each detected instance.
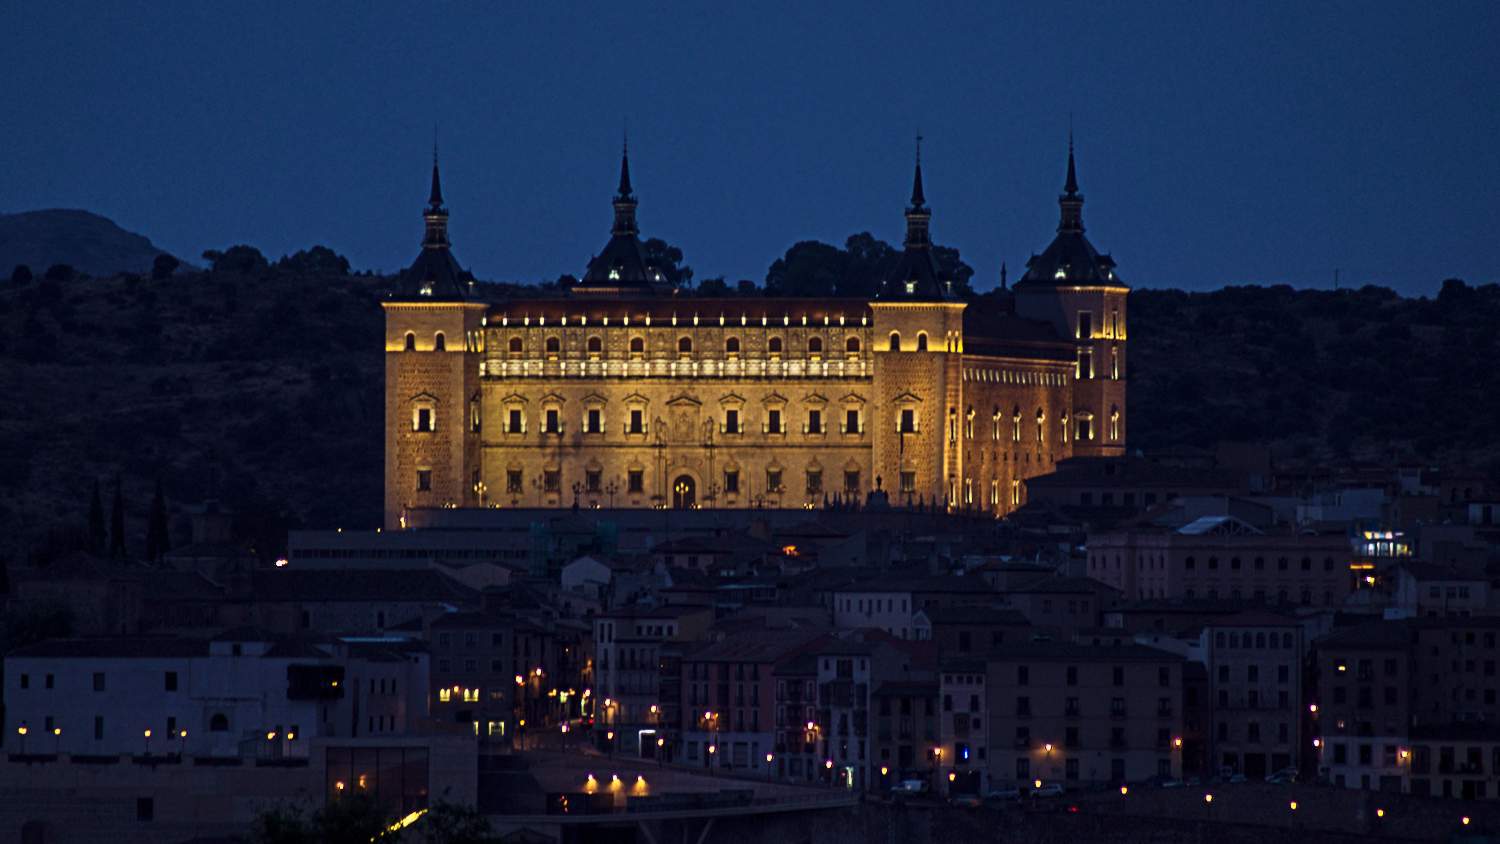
[672,475,696,509]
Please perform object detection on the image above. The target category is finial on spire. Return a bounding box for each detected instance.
[910,133,926,208]
[1064,132,1079,196]
[428,124,445,208]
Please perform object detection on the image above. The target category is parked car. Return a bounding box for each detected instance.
[1158,778,1187,789]
[984,786,1023,802]
[891,779,930,795]
[1266,768,1298,785]
[1031,783,1066,798]
[949,794,982,809]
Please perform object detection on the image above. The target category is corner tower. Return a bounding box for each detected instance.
[383,150,487,528]
[1013,138,1128,457]
[870,142,967,508]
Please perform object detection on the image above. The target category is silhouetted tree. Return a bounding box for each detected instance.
[275,245,350,276]
[109,476,126,558]
[146,479,170,561]
[43,263,75,282]
[151,253,180,280]
[696,276,730,297]
[641,238,693,287]
[9,264,32,285]
[203,245,269,274]
[88,479,107,555]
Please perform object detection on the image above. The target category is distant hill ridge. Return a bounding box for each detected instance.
[0,209,172,277]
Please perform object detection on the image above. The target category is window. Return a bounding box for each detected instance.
[586,470,601,493]
[1077,311,1092,339]
[629,336,644,357]
[1077,349,1092,379]
[627,469,644,494]
[808,337,823,357]
[629,409,644,434]
[766,469,783,492]
[137,797,154,822]
[93,672,105,692]
[846,336,860,355]
[415,407,433,432]
[724,408,740,434]
[544,408,560,434]
[844,470,860,494]
[724,469,740,494]
[678,336,693,356]
[416,470,432,492]
[725,337,740,356]
[434,332,446,352]
[507,408,523,433]
[900,408,916,433]
[508,336,522,354]
[768,337,783,356]
[1077,415,1092,441]
[807,409,822,434]
[806,469,822,495]
[766,409,783,434]
[1036,408,1045,442]
[900,471,916,493]
[844,408,860,433]
[586,336,602,357]
[210,713,229,732]
[403,332,416,351]
[543,470,560,493]
[545,336,560,356]
[586,408,602,433]
[888,331,901,351]
[164,672,177,692]
[916,332,928,352]
[506,469,523,494]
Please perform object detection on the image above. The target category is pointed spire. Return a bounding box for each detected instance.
[617,130,633,198]
[1058,132,1085,234]
[1063,130,1079,196]
[910,134,926,207]
[1000,261,1008,290]
[428,140,444,208]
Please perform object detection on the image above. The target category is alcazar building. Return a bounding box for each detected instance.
[383,144,1128,528]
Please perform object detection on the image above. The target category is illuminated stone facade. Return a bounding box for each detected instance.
[383,147,1129,527]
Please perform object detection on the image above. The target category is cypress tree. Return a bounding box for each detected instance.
[88,479,106,555]
[146,479,170,561]
[109,476,126,558]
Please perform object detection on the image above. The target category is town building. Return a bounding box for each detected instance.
[383,144,1128,527]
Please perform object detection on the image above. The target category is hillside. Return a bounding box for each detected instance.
[0,210,174,278]
[1,268,1497,566]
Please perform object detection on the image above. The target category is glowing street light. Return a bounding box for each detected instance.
[1120,786,1129,796]
[1204,793,1214,804]
[1289,801,1298,811]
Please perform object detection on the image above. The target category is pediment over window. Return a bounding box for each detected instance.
[539,392,566,405]
[801,392,829,405]
[622,392,650,405]
[666,394,702,408]
[500,393,529,405]
[761,392,788,406]
[892,391,923,404]
[718,392,746,405]
[581,392,609,406]
[407,391,440,405]
[840,393,867,405]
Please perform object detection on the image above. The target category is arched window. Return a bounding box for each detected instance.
[916,332,928,352]
[808,337,823,357]
[586,336,602,356]
[433,332,446,352]
[1012,406,1022,442]
[545,336,560,355]
[725,337,741,355]
[629,336,645,357]
[846,336,861,354]
[888,332,901,352]
[210,713,229,732]
[768,337,783,355]
[1035,408,1045,442]
[403,332,416,352]
[677,336,693,355]
[508,337,523,354]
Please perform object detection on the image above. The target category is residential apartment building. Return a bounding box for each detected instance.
[592,605,713,753]
[428,611,513,751]
[1201,611,1305,778]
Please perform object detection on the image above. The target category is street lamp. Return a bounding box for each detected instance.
[16,724,27,754]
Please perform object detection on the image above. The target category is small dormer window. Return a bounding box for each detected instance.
[420,282,434,296]
[609,268,621,281]
[1054,268,1067,280]
[905,281,916,294]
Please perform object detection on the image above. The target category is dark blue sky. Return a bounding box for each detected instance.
[3,3,1496,294]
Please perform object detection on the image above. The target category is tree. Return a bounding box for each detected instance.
[151,253,180,280]
[275,245,351,276]
[44,263,76,282]
[145,478,170,561]
[203,245,270,274]
[641,238,692,287]
[109,476,126,558]
[88,479,106,555]
[695,276,730,297]
[248,797,490,844]
[765,240,846,296]
[9,264,32,285]
[414,802,493,843]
